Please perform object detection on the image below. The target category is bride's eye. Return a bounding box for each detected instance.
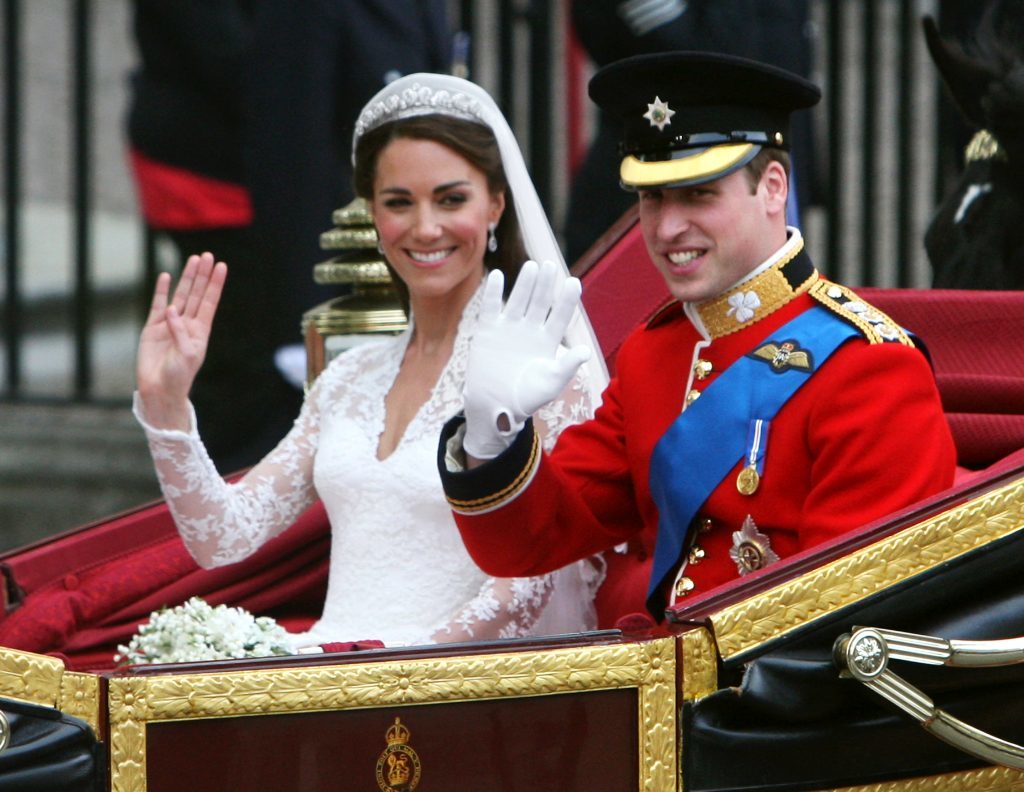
[440,192,469,207]
[382,196,412,210]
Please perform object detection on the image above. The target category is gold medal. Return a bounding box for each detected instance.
[736,465,760,495]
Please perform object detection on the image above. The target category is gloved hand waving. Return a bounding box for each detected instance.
[463,260,593,459]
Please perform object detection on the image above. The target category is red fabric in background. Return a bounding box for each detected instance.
[130,149,253,229]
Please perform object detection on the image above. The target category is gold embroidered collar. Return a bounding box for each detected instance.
[694,238,818,339]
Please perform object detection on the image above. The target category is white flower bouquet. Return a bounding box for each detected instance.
[115,596,293,665]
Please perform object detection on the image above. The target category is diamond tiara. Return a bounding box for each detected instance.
[353,83,486,140]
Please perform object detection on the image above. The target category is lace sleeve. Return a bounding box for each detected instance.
[423,366,605,645]
[132,389,321,569]
[420,574,555,644]
[533,367,600,452]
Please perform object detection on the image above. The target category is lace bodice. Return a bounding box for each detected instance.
[136,284,601,649]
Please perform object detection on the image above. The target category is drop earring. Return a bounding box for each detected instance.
[487,222,498,253]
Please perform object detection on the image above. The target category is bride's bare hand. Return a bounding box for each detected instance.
[136,252,227,429]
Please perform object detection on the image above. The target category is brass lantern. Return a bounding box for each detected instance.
[301,198,408,386]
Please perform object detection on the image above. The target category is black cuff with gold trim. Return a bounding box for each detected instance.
[438,415,540,515]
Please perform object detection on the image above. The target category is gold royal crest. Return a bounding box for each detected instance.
[376,717,422,791]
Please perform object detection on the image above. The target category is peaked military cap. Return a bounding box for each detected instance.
[589,51,821,190]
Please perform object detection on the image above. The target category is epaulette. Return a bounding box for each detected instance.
[808,281,914,346]
[645,299,682,329]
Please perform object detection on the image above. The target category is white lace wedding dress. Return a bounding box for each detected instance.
[135,284,603,649]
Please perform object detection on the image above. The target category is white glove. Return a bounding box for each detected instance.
[463,259,593,459]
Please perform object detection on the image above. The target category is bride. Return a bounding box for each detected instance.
[132,73,609,650]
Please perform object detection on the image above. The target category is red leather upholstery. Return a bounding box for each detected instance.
[0,500,328,670]
[859,287,1024,475]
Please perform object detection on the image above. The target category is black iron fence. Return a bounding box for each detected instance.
[1,0,965,404]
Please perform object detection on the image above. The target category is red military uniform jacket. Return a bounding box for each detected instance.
[439,243,957,626]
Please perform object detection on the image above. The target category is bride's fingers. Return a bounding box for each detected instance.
[195,261,227,329]
[164,304,197,358]
[145,272,172,327]
[182,252,215,319]
[170,254,200,315]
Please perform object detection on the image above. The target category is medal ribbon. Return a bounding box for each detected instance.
[740,418,769,492]
[646,306,860,617]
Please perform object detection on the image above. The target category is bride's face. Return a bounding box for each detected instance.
[372,137,504,304]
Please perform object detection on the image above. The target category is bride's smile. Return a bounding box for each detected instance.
[372,137,504,308]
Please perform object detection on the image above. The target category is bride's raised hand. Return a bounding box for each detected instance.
[136,252,226,430]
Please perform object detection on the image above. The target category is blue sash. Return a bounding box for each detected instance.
[646,305,860,613]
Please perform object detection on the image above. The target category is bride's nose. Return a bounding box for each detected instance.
[412,206,443,240]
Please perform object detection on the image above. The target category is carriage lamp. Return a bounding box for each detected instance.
[301,198,408,387]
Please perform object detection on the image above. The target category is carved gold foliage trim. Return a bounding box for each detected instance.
[679,627,717,702]
[830,765,1024,791]
[711,479,1024,660]
[636,638,677,791]
[0,649,101,740]
[109,678,148,792]
[114,642,665,718]
[60,671,101,737]
[0,647,64,707]
[108,639,677,792]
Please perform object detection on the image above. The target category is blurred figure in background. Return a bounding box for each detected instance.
[244,0,450,387]
[923,0,1024,289]
[127,0,449,473]
[565,0,815,264]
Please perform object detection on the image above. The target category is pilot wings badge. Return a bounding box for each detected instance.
[749,339,814,373]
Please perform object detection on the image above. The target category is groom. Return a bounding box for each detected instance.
[437,51,956,624]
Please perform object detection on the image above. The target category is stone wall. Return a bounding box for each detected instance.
[0,403,159,552]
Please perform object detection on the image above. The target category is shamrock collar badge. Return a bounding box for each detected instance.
[726,291,762,323]
[644,96,675,131]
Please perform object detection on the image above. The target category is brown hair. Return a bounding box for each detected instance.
[353,115,526,312]
[742,148,792,194]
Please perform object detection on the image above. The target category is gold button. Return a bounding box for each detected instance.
[685,389,701,406]
[688,546,705,565]
[774,131,784,145]
[699,518,714,534]
[694,359,713,380]
[675,576,695,597]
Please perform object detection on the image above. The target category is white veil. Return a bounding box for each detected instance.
[353,73,609,405]
[353,73,609,635]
